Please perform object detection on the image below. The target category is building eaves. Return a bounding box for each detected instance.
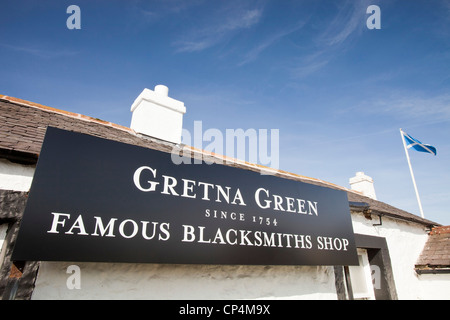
[348,193,438,228]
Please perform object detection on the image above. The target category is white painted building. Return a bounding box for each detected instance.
[0,89,448,300]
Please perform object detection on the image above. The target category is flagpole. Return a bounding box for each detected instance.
[400,128,425,219]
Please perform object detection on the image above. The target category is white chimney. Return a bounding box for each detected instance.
[349,172,377,200]
[130,85,186,144]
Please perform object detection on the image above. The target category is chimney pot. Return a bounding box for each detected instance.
[154,85,169,96]
[349,171,377,200]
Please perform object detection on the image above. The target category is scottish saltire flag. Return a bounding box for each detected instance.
[401,130,437,156]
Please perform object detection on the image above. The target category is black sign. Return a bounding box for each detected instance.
[12,127,358,265]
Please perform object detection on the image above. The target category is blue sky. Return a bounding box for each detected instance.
[1,0,450,225]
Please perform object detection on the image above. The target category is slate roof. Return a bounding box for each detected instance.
[0,94,440,228]
[415,226,450,272]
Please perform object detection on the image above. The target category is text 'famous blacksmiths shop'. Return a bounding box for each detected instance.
[0,86,449,300]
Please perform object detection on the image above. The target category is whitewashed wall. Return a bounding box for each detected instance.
[0,159,35,192]
[31,262,337,300]
[0,224,8,268]
[351,212,430,299]
[416,274,450,300]
[0,160,34,270]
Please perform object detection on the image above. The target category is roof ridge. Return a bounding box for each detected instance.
[1,94,354,194]
[430,225,450,235]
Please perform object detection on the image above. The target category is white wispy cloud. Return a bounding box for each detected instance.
[237,21,307,66]
[290,49,331,78]
[129,0,206,30]
[138,0,205,20]
[173,6,263,53]
[1,43,78,59]
[290,0,372,78]
[317,0,370,47]
[364,92,450,121]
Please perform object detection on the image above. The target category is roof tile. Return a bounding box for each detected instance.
[416,226,450,269]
